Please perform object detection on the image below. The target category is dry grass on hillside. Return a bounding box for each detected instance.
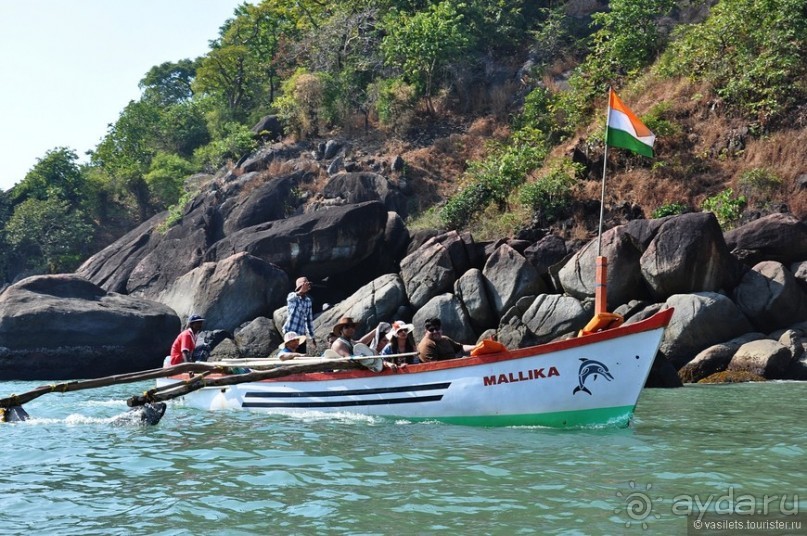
[283,74,803,239]
[393,115,510,213]
[566,77,807,221]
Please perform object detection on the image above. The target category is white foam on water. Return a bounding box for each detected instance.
[264,408,381,425]
[84,399,128,407]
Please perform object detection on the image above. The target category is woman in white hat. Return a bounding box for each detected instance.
[278,331,306,361]
[381,320,418,364]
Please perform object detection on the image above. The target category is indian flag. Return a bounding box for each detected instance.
[606,89,655,157]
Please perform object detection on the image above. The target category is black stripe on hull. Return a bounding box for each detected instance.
[242,394,444,409]
[243,382,451,399]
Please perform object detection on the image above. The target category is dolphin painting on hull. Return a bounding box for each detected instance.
[573,358,614,395]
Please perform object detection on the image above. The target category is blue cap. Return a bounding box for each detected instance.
[188,314,205,324]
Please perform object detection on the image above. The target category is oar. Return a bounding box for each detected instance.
[127,358,368,407]
[0,362,234,422]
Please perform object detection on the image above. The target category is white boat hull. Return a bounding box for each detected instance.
[157,309,673,427]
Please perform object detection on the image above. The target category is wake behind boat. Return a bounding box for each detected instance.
[156,308,673,428]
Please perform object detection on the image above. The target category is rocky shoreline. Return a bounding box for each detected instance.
[1,141,805,383]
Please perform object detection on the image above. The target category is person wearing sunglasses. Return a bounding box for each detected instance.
[417,317,475,363]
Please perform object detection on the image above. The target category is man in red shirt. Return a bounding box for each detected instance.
[167,314,205,366]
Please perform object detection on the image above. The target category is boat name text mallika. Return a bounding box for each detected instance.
[483,367,560,386]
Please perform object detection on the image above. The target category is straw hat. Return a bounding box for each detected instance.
[387,320,414,340]
[332,316,357,335]
[279,331,306,350]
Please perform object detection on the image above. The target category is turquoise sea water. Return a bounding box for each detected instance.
[1,381,805,535]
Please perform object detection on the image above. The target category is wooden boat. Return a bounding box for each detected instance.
[156,308,673,428]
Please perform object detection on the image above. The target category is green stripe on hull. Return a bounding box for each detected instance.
[403,405,636,428]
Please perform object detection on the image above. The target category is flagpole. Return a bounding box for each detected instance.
[594,88,612,316]
[598,88,611,258]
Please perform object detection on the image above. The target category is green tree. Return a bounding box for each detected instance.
[565,0,674,120]
[381,1,472,113]
[140,59,197,106]
[657,0,806,127]
[275,69,338,138]
[144,152,196,208]
[194,1,322,123]
[192,121,256,172]
[91,100,160,219]
[300,5,385,130]
[12,147,85,205]
[4,198,94,273]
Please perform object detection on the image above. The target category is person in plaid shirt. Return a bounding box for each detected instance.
[283,277,315,350]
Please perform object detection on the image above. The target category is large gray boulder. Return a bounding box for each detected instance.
[678,332,766,383]
[156,253,289,333]
[400,235,462,309]
[235,317,283,359]
[412,293,476,344]
[454,268,497,333]
[733,261,807,333]
[220,175,298,235]
[483,244,546,317]
[724,213,807,266]
[640,212,743,300]
[127,190,222,298]
[727,339,792,379]
[557,220,657,310]
[76,212,167,293]
[323,172,408,218]
[658,292,754,369]
[313,273,407,343]
[209,201,389,281]
[250,114,284,142]
[495,296,540,349]
[523,234,568,277]
[521,294,589,345]
[0,275,179,380]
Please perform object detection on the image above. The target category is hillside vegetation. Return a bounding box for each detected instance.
[0,0,804,284]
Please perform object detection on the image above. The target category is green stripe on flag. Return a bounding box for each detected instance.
[607,127,654,157]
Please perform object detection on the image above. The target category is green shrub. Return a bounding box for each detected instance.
[738,168,783,202]
[642,101,680,138]
[370,77,417,129]
[144,152,195,207]
[518,160,581,222]
[441,133,548,229]
[701,188,747,229]
[192,122,256,173]
[651,202,688,218]
[157,189,195,233]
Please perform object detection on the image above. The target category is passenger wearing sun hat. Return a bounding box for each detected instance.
[330,316,358,357]
[330,316,385,357]
[282,276,315,349]
[278,331,307,361]
[166,314,205,366]
[381,320,418,364]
